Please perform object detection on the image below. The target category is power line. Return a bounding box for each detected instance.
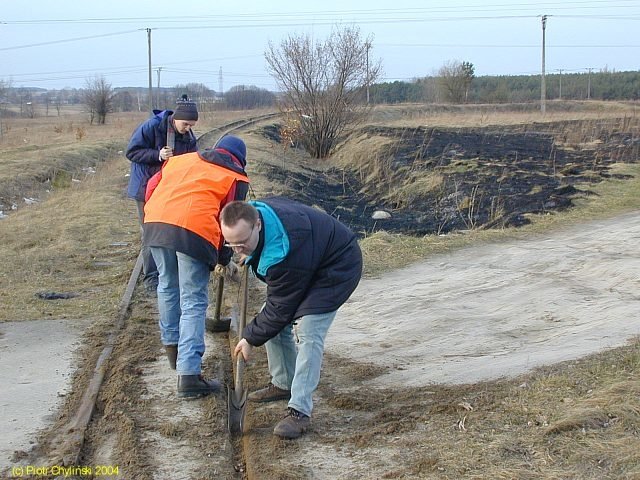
[0,29,140,51]
[2,8,637,51]
[3,1,638,24]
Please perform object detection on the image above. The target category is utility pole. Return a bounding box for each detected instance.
[156,67,163,108]
[558,68,563,100]
[540,15,547,114]
[586,67,593,99]
[365,41,370,104]
[147,28,153,114]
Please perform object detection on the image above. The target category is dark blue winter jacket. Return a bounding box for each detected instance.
[125,109,197,201]
[243,197,363,347]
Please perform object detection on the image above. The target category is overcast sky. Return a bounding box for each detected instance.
[1,0,638,91]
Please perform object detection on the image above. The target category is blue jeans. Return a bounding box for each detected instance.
[265,311,337,417]
[150,247,210,375]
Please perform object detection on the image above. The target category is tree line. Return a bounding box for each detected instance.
[3,68,638,121]
[371,69,640,104]
[0,80,275,122]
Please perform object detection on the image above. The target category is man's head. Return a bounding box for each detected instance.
[217,135,247,167]
[173,94,198,134]
[220,201,261,257]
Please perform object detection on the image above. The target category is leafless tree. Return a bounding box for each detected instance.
[53,95,62,116]
[265,25,381,158]
[224,85,275,110]
[84,76,113,124]
[113,90,135,112]
[438,60,475,104]
[41,91,51,116]
[0,79,8,100]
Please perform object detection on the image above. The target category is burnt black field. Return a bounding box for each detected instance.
[259,121,639,236]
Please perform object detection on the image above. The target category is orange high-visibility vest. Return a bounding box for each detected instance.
[144,152,248,248]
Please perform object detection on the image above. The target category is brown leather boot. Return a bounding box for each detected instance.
[165,345,177,370]
[248,383,291,403]
[273,408,311,439]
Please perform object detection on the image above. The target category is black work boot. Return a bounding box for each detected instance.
[177,375,222,399]
[165,345,177,370]
[273,408,311,439]
[248,383,291,403]
[143,277,158,297]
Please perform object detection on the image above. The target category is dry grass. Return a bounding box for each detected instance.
[314,337,640,479]
[367,100,640,129]
[355,115,640,276]
[0,156,139,322]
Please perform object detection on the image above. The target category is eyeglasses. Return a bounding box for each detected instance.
[223,223,255,249]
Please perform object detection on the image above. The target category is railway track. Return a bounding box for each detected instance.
[15,113,280,480]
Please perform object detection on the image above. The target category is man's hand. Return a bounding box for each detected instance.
[159,146,174,161]
[234,338,253,362]
[214,261,241,283]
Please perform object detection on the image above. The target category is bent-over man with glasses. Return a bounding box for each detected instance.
[220,197,363,439]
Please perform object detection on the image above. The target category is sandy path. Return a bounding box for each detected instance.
[0,319,89,471]
[328,211,640,387]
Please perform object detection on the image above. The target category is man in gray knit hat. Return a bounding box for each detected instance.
[125,95,199,295]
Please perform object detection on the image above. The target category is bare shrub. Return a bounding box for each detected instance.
[84,75,113,125]
[266,25,381,159]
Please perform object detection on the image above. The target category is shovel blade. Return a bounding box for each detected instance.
[227,386,248,434]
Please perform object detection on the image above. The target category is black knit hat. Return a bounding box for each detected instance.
[173,94,198,121]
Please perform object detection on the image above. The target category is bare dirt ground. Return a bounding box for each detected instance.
[329,210,640,387]
[0,319,89,471]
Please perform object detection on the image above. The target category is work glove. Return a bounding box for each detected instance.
[159,146,174,161]
[218,245,233,266]
[214,261,242,283]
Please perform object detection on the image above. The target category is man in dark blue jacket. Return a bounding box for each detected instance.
[220,197,362,439]
[125,95,198,294]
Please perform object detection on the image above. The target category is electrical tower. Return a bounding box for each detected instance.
[218,67,223,99]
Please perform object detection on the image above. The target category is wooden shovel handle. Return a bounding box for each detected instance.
[234,265,249,390]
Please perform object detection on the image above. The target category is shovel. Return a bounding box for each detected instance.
[227,265,249,434]
[205,266,231,333]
